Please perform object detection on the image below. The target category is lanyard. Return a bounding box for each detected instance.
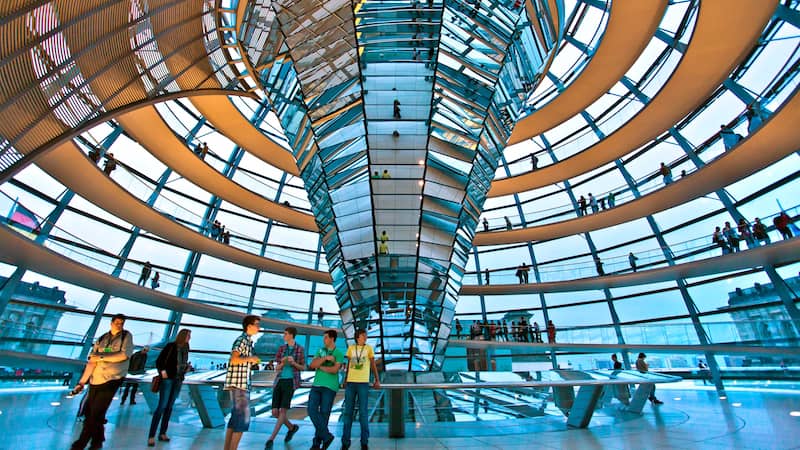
[353,345,366,363]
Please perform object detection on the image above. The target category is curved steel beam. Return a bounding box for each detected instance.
[509,0,667,144]
[0,224,328,334]
[475,83,800,245]
[116,106,315,231]
[490,0,777,197]
[461,237,800,294]
[34,140,331,283]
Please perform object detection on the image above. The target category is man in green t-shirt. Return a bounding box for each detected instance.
[341,329,380,450]
[307,330,344,450]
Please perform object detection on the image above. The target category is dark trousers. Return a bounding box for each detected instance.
[72,379,122,449]
[119,382,139,404]
[308,386,336,447]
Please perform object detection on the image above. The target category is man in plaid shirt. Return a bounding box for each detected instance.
[223,315,261,450]
[264,327,305,449]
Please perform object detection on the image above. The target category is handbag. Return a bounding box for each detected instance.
[151,375,161,393]
[151,343,175,393]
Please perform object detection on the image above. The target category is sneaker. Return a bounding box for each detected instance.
[265,440,274,449]
[653,399,664,405]
[321,434,335,450]
[285,424,300,442]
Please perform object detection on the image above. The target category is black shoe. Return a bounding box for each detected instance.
[651,399,664,404]
[285,424,299,442]
[130,400,136,405]
[361,445,368,450]
[265,440,274,449]
[321,434,334,450]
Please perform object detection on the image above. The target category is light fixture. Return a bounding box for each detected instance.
[719,396,727,400]
[732,402,742,407]
[50,402,61,407]
[673,397,681,401]
[790,411,800,417]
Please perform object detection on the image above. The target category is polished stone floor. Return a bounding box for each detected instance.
[2,383,799,449]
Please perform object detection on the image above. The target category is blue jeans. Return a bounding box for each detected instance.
[148,378,182,438]
[341,382,370,447]
[308,386,337,447]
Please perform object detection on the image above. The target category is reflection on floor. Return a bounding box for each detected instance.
[1,383,799,449]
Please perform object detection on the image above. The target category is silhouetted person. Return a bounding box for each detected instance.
[103,153,117,175]
[504,216,512,230]
[578,195,587,216]
[712,226,729,254]
[659,162,672,185]
[723,221,740,252]
[636,353,662,404]
[88,147,101,163]
[611,353,622,370]
[120,346,149,405]
[738,218,754,247]
[393,99,401,118]
[589,193,598,213]
[138,261,152,286]
[546,320,556,343]
[774,212,793,239]
[483,217,488,232]
[628,252,638,272]
[151,271,160,290]
[753,217,770,244]
[594,256,604,276]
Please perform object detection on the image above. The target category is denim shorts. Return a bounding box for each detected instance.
[227,388,251,432]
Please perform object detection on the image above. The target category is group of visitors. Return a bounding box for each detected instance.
[371,170,391,179]
[712,213,793,255]
[210,219,232,244]
[69,314,192,450]
[456,317,556,343]
[515,262,529,283]
[137,261,160,289]
[87,147,117,175]
[70,315,382,450]
[224,317,379,450]
[578,192,616,216]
